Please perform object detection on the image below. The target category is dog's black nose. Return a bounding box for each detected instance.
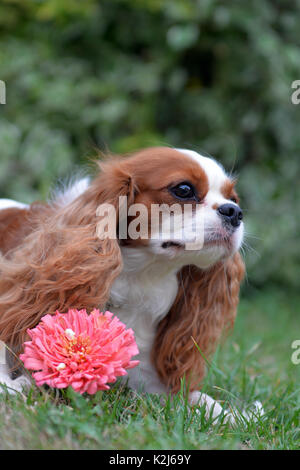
[217,203,243,227]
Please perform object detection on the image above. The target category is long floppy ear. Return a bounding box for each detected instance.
[151,252,245,393]
[0,157,135,359]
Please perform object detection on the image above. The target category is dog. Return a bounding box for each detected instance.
[0,146,256,422]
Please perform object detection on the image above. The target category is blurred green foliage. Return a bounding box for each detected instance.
[0,0,299,288]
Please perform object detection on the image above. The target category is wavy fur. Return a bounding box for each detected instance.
[0,148,245,394]
[0,159,137,355]
[152,253,245,392]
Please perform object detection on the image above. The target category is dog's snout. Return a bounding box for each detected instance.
[217,203,243,227]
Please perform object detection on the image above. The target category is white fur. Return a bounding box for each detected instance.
[176,149,226,188]
[0,199,29,211]
[52,176,90,206]
[109,246,180,394]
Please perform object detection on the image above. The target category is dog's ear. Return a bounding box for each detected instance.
[152,252,245,392]
[97,157,138,205]
[0,158,136,360]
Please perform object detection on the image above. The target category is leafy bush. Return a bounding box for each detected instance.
[0,0,299,288]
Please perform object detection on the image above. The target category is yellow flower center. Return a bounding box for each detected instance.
[63,331,91,362]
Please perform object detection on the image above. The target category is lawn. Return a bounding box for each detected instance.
[0,288,299,450]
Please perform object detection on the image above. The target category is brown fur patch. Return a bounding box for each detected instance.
[0,167,127,353]
[221,179,239,204]
[0,203,48,256]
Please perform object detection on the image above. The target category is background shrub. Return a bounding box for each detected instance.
[0,0,299,289]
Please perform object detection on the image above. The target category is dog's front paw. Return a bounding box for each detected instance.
[222,400,265,425]
[0,364,31,395]
[189,391,232,423]
[240,400,265,422]
[189,391,265,426]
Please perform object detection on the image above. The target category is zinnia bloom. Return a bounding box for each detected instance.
[20,309,139,394]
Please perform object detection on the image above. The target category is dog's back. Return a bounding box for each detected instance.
[0,200,46,256]
[0,199,50,378]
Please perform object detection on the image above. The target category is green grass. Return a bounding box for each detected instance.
[1,288,299,450]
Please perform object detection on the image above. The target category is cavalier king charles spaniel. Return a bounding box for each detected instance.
[0,146,255,422]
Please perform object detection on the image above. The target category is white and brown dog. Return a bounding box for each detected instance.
[0,147,262,422]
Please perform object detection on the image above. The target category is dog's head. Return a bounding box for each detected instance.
[95,146,244,271]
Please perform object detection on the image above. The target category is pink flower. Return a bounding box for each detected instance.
[20,309,139,394]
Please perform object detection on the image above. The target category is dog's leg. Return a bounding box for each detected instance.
[189,390,264,425]
[189,390,234,423]
[5,346,23,379]
[0,343,30,394]
[0,363,31,395]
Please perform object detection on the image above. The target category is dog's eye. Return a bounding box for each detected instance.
[170,182,196,200]
[230,196,238,203]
